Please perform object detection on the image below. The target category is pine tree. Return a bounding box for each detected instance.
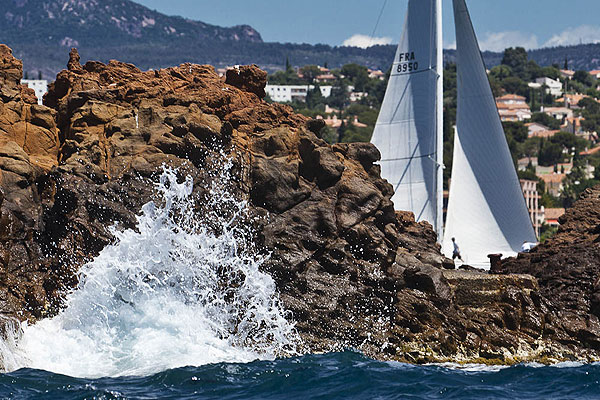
[337,120,346,143]
[564,57,568,70]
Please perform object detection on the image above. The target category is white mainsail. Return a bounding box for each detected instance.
[371,0,444,239]
[442,0,536,267]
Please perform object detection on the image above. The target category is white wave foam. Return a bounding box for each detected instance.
[433,362,510,373]
[1,165,298,378]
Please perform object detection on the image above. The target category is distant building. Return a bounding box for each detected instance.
[497,108,532,122]
[589,70,600,79]
[265,84,332,103]
[315,74,336,83]
[496,94,531,121]
[21,79,48,105]
[526,122,549,136]
[535,165,555,175]
[520,179,541,238]
[542,106,573,120]
[317,114,367,128]
[580,146,600,156]
[349,91,368,102]
[556,161,573,175]
[496,94,527,105]
[529,129,559,139]
[543,207,565,227]
[368,69,386,80]
[560,69,575,80]
[517,156,538,171]
[562,116,584,135]
[555,93,588,108]
[535,77,563,96]
[539,173,566,197]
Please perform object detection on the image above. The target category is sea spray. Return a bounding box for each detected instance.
[1,165,298,378]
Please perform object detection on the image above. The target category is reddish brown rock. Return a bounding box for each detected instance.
[500,186,600,352]
[225,64,267,99]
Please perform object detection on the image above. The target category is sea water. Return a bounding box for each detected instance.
[0,352,599,399]
[0,167,598,399]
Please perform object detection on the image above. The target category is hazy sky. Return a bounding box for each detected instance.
[132,0,600,51]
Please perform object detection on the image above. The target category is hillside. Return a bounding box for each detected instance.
[2,1,600,80]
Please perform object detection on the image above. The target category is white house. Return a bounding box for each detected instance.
[265,85,332,103]
[349,92,368,102]
[21,79,48,105]
[535,77,563,97]
[542,106,574,120]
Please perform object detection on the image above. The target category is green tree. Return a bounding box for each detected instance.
[501,77,529,97]
[541,66,561,80]
[337,120,347,143]
[501,47,529,79]
[573,70,595,87]
[503,121,528,143]
[490,65,513,80]
[525,60,543,80]
[550,131,589,153]
[305,85,325,109]
[299,65,321,83]
[340,63,369,91]
[328,84,350,109]
[538,140,564,166]
[523,137,542,158]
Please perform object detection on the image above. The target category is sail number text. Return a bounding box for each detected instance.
[397,52,419,73]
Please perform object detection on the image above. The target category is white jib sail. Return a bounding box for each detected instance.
[371,0,444,240]
[443,0,536,268]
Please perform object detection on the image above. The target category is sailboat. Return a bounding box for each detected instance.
[370,0,444,240]
[371,0,536,268]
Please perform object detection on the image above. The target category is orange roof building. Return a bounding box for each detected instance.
[544,207,565,227]
[530,129,559,138]
[580,146,600,156]
[539,173,566,197]
[496,95,531,122]
[496,94,527,103]
[555,93,588,107]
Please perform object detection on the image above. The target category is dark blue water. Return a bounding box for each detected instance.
[1,351,598,399]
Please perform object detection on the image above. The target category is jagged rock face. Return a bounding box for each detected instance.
[0,44,61,319]
[1,45,600,364]
[500,187,600,352]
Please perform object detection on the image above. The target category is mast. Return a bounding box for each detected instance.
[435,0,444,241]
[371,0,443,240]
[443,0,536,267]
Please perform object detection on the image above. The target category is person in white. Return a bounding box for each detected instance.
[451,237,463,261]
[520,241,537,253]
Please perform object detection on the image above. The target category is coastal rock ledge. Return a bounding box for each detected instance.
[0,44,599,365]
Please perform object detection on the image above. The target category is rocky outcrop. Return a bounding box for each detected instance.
[0,44,61,319]
[499,187,600,354]
[0,45,599,364]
